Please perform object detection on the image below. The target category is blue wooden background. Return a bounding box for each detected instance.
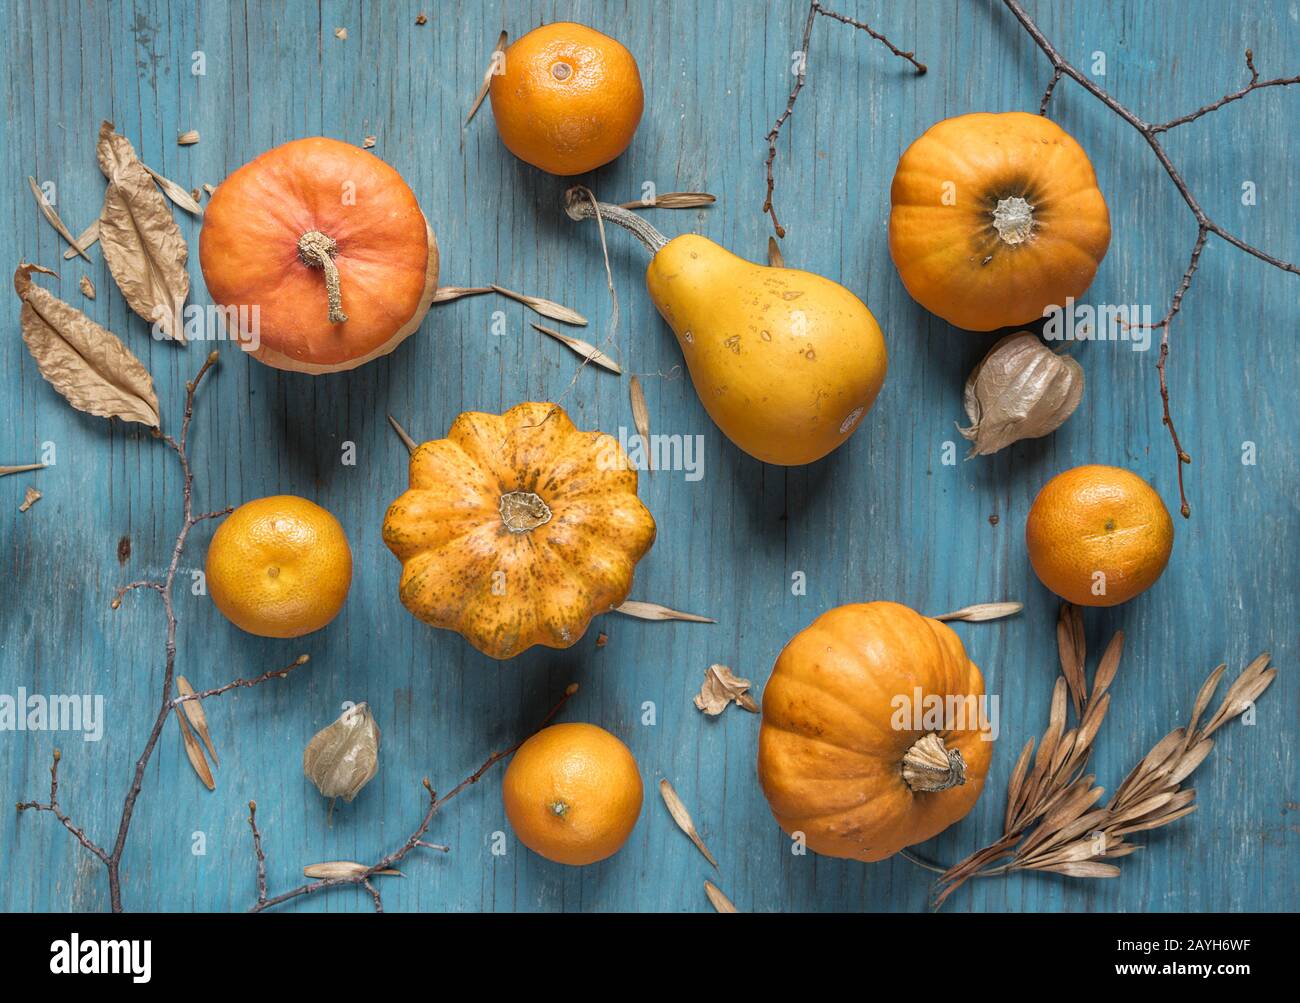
[1,0,1295,913]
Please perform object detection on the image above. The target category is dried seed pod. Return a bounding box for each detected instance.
[958,332,1083,456]
[303,703,380,803]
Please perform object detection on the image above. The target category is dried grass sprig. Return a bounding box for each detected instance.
[932,603,1275,908]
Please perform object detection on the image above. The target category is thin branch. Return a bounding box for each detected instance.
[15,750,110,864]
[17,352,297,912]
[1003,0,1298,519]
[248,801,268,907]
[763,1,924,239]
[1039,66,1063,114]
[814,4,927,72]
[247,683,579,913]
[1150,50,1300,133]
[174,654,311,705]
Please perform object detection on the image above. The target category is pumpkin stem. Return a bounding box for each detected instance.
[991,196,1034,246]
[901,733,967,793]
[500,491,552,533]
[564,188,668,255]
[297,230,349,323]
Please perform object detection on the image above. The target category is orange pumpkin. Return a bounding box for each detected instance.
[889,112,1111,331]
[757,602,993,862]
[199,137,439,373]
[382,402,656,659]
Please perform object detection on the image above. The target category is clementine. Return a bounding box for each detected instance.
[1025,465,1174,607]
[489,22,643,176]
[502,723,643,865]
[206,495,352,638]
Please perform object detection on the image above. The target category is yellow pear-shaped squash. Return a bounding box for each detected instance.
[644,235,888,465]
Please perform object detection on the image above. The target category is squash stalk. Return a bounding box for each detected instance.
[901,732,967,793]
[564,189,667,255]
[297,230,349,323]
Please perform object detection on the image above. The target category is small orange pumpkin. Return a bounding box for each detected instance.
[757,602,993,862]
[889,112,1111,331]
[382,402,656,660]
[199,137,439,373]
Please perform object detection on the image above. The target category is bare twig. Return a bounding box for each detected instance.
[1004,0,1298,518]
[246,683,579,913]
[16,353,300,911]
[763,1,924,239]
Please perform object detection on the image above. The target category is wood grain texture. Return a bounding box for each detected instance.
[0,0,1295,913]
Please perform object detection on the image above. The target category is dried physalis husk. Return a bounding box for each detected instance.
[959,332,1083,457]
[303,703,380,803]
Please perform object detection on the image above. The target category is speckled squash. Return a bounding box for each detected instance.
[382,402,656,660]
[199,136,439,373]
[889,112,1111,332]
[757,601,993,862]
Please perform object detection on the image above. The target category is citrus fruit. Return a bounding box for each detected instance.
[1025,464,1174,607]
[489,22,643,176]
[502,722,643,865]
[205,495,352,638]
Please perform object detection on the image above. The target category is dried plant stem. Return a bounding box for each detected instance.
[1007,0,1298,518]
[15,352,299,912]
[928,603,1275,909]
[247,684,579,913]
[763,1,925,239]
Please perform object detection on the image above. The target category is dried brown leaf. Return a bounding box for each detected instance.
[96,121,137,180]
[176,676,218,767]
[491,284,587,326]
[28,177,91,261]
[703,880,738,913]
[1185,663,1227,743]
[629,375,650,443]
[1109,803,1198,836]
[1056,603,1086,715]
[174,707,215,791]
[432,285,493,303]
[15,262,161,427]
[531,322,621,374]
[1165,737,1214,787]
[0,463,45,477]
[694,664,759,716]
[143,164,204,215]
[18,487,41,512]
[659,779,718,868]
[64,219,99,260]
[767,236,785,267]
[1028,860,1120,879]
[934,601,1023,623]
[100,161,191,343]
[1091,630,1124,704]
[617,191,717,210]
[466,30,508,125]
[302,861,401,879]
[614,600,716,623]
[1004,737,1035,832]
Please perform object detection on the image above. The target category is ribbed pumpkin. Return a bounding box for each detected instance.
[757,602,993,862]
[889,112,1111,331]
[382,402,656,659]
[199,137,439,373]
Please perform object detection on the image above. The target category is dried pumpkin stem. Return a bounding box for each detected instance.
[901,733,967,793]
[297,230,348,323]
[499,491,552,533]
[564,188,668,255]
